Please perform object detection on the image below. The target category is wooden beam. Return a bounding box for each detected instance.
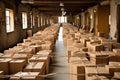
[21,0,100,4]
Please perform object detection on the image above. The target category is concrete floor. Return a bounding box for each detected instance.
[45,27,69,80]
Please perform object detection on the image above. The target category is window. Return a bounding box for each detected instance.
[44,18,45,25]
[41,16,43,26]
[22,12,27,29]
[6,9,14,33]
[33,15,35,26]
[58,16,67,23]
[30,14,33,28]
[37,15,40,27]
[47,18,49,25]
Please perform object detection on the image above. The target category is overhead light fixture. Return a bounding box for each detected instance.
[90,14,93,19]
[60,3,64,6]
[77,16,79,19]
[61,8,65,11]
[93,9,96,13]
[62,11,66,16]
[21,0,34,4]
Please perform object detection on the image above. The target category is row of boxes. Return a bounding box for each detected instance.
[0,25,59,80]
[63,24,120,80]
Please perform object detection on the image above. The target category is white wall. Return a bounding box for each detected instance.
[81,12,85,28]
[88,8,94,32]
[110,0,120,39]
[110,0,117,39]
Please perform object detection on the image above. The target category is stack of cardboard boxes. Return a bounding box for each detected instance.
[0,25,59,80]
[63,24,120,80]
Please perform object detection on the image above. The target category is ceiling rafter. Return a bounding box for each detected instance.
[21,0,106,16]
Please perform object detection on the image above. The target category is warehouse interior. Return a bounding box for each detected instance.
[0,0,120,80]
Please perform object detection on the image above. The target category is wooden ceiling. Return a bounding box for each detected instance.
[21,0,106,16]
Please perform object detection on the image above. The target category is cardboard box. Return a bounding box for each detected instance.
[71,51,87,58]
[97,66,109,76]
[23,39,32,43]
[85,67,97,75]
[0,71,4,80]
[83,60,96,67]
[24,62,45,74]
[109,54,120,62]
[70,60,85,80]
[69,57,88,63]
[0,58,11,74]
[112,43,120,49]
[67,50,71,63]
[10,60,26,74]
[13,54,28,64]
[75,33,81,39]
[113,49,120,54]
[29,55,49,74]
[10,72,42,80]
[67,39,74,46]
[89,52,109,65]
[102,42,113,51]
[30,45,41,54]
[0,54,13,58]
[37,50,52,63]
[18,48,34,58]
[113,72,120,79]
[0,53,4,57]
[4,50,17,54]
[80,38,90,47]
[36,50,51,56]
[106,62,120,76]
[80,47,88,52]
[88,44,103,52]
[86,75,109,80]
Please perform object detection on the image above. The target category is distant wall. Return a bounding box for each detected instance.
[0,0,50,52]
[110,0,117,39]
[109,0,120,39]
[50,16,58,24]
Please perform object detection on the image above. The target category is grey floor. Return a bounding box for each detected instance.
[45,27,69,80]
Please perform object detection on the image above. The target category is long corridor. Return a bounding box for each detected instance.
[46,27,69,80]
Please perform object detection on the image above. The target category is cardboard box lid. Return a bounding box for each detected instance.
[85,67,97,75]
[109,62,120,67]
[83,61,96,67]
[30,45,41,48]
[87,75,109,80]
[0,53,4,56]
[1,54,13,58]
[69,57,88,63]
[114,72,120,78]
[37,50,52,55]
[113,49,120,53]
[10,60,25,63]
[71,51,87,57]
[13,54,28,58]
[30,56,47,60]
[25,62,44,69]
[101,51,115,56]
[0,58,11,62]
[97,66,109,74]
[34,62,44,68]
[11,72,40,79]
[89,52,101,57]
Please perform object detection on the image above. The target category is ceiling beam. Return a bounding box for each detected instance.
[31,4,94,8]
[21,0,100,4]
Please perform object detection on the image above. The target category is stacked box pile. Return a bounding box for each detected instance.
[63,24,120,80]
[0,24,59,80]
